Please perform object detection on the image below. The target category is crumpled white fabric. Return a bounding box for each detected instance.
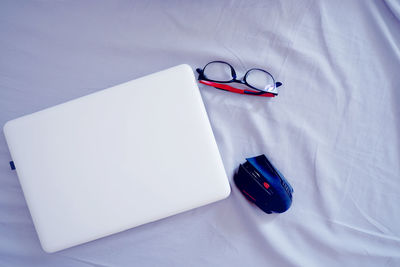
[0,0,399,266]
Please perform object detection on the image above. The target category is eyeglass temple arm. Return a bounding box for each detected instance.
[199,80,275,97]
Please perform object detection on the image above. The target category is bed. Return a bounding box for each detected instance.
[1,0,399,266]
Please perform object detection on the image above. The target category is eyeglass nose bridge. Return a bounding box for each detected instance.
[232,78,246,84]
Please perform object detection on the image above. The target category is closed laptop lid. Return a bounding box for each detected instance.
[3,64,231,253]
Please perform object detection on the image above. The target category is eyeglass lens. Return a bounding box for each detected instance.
[245,69,275,93]
[203,62,233,82]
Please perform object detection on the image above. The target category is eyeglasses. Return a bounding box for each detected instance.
[196,61,282,97]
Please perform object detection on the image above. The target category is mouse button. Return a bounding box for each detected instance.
[243,162,266,184]
[263,182,270,189]
[247,159,278,185]
[235,166,253,186]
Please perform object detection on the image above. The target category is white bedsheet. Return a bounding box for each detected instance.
[1,0,399,266]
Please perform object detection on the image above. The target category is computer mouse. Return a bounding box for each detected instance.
[234,154,293,213]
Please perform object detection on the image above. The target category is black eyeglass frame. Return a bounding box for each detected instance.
[196,60,282,96]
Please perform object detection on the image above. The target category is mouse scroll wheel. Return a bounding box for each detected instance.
[263,182,270,189]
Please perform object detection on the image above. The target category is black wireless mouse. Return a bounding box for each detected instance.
[234,154,293,213]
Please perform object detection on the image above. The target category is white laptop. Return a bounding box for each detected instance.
[3,64,231,253]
